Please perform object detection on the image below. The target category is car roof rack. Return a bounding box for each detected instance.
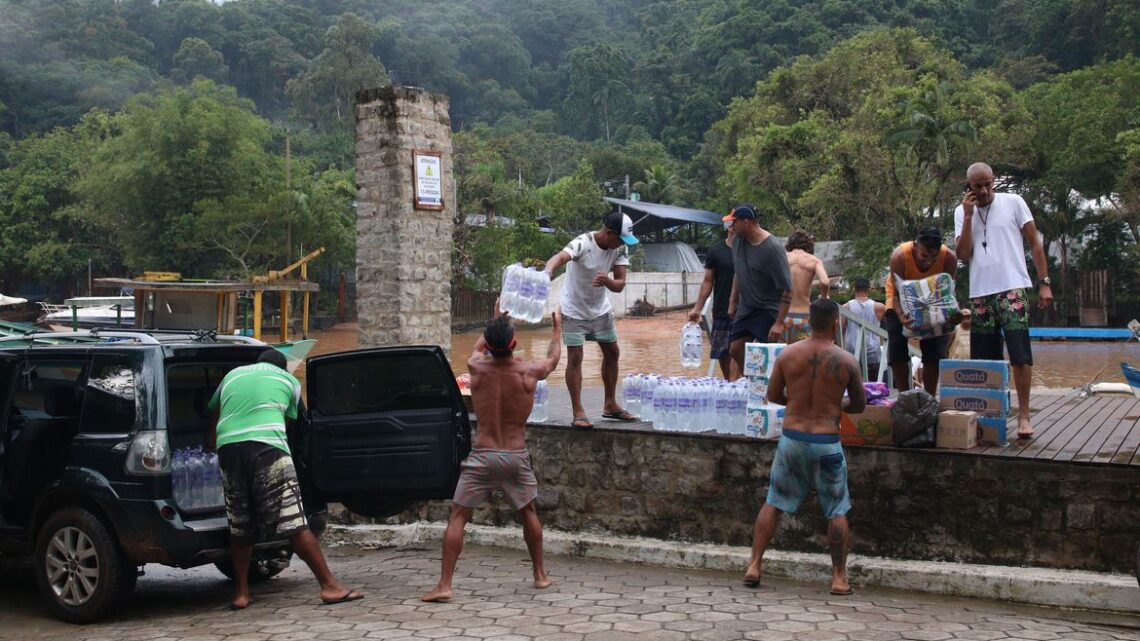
[0,327,267,347]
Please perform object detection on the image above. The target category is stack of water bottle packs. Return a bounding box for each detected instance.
[172,447,225,512]
[743,342,787,439]
[621,373,751,434]
[499,263,551,323]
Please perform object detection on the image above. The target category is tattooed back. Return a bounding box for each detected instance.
[767,337,866,434]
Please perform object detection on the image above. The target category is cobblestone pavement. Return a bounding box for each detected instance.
[2,544,1137,641]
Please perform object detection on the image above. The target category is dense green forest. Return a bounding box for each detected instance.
[1,0,1138,316]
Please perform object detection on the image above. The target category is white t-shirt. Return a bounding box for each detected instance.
[558,232,630,320]
[953,192,1034,298]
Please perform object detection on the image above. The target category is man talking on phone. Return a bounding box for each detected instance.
[954,162,1052,440]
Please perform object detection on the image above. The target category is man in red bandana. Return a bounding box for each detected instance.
[422,307,563,602]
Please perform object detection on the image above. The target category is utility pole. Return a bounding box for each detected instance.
[285,133,292,265]
[624,174,630,199]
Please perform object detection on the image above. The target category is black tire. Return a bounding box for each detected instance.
[341,498,410,519]
[214,557,288,583]
[33,507,136,624]
[1134,541,1139,589]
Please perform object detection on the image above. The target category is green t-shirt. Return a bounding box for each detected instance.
[208,362,300,454]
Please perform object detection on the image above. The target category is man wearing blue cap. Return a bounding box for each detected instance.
[723,203,793,380]
[544,211,639,427]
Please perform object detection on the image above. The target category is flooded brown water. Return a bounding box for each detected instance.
[299,312,1140,390]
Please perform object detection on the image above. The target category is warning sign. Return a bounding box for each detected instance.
[414,150,444,210]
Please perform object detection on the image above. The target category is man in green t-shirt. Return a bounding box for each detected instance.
[207,349,362,610]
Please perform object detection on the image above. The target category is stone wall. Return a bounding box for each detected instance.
[373,425,1139,574]
[354,86,454,352]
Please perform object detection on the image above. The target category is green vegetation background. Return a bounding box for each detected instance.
[0,0,1137,318]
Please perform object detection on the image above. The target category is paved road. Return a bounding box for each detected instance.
[2,544,1137,641]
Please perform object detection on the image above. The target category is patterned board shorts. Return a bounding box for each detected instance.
[562,312,618,347]
[969,288,1034,365]
[710,315,733,359]
[782,312,811,344]
[218,441,308,545]
[452,448,539,510]
[765,429,851,519]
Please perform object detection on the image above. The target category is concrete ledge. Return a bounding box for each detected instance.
[325,522,1140,615]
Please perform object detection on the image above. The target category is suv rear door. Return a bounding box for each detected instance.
[303,346,470,516]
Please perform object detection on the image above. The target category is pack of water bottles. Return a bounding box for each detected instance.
[622,373,766,436]
[742,342,788,439]
[527,379,549,423]
[679,322,704,368]
[499,263,551,323]
[172,446,225,512]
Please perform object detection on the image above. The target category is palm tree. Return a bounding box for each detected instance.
[632,165,684,204]
[885,82,977,234]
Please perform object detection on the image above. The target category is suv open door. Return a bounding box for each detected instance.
[304,346,471,517]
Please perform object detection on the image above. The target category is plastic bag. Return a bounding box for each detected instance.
[895,272,960,339]
[890,389,939,448]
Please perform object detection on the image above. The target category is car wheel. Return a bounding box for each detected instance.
[341,498,410,519]
[34,507,135,624]
[214,557,289,583]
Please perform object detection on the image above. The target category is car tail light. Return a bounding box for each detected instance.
[125,430,171,475]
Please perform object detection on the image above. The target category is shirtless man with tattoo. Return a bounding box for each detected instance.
[422,307,562,602]
[743,298,866,595]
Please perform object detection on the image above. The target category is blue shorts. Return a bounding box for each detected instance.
[765,429,851,519]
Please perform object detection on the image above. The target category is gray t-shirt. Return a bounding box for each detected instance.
[732,234,792,320]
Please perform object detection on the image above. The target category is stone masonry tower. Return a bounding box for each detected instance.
[354,86,454,352]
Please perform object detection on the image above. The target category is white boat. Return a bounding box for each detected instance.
[40,296,135,330]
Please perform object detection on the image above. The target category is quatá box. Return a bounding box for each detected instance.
[746,405,784,440]
[938,386,1010,417]
[839,405,893,446]
[743,343,786,377]
[747,376,770,405]
[938,359,1010,391]
[977,414,1010,446]
[936,410,977,449]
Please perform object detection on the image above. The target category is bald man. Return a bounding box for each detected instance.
[953,162,1053,440]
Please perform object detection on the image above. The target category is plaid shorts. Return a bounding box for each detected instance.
[710,315,733,359]
[452,448,539,510]
[218,441,308,545]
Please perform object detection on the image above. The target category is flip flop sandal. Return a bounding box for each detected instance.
[829,587,855,596]
[321,589,364,605]
[571,417,594,429]
[742,576,760,588]
[601,410,638,422]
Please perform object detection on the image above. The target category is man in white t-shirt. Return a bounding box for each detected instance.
[544,211,638,428]
[954,162,1053,440]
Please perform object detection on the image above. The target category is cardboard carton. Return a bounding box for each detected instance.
[937,410,978,449]
[938,359,1010,390]
[839,405,893,446]
[938,386,1010,417]
[746,404,784,440]
[747,376,769,405]
[977,414,1010,446]
[743,343,786,377]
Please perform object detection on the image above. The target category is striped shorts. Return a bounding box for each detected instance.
[218,441,308,545]
[562,312,618,347]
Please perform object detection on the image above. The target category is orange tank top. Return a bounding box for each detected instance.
[885,241,948,302]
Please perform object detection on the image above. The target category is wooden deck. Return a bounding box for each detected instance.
[540,387,1140,467]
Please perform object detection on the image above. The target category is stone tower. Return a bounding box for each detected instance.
[354,86,454,352]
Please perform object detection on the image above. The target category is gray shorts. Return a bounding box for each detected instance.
[562,313,618,347]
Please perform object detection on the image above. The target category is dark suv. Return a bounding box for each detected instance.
[0,330,471,623]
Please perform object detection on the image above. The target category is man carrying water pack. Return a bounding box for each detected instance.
[743,299,866,596]
[422,307,562,602]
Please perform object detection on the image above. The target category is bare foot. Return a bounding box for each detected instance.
[1017,415,1034,439]
[533,574,552,589]
[230,593,253,610]
[421,585,453,602]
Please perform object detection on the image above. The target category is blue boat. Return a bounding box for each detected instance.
[1124,362,1140,390]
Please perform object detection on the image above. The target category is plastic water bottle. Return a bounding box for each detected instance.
[531,270,551,323]
[640,375,656,423]
[516,268,536,320]
[187,447,205,510]
[500,263,521,313]
[206,451,224,507]
[731,383,748,435]
[622,374,638,416]
[714,383,730,433]
[675,380,692,432]
[679,323,701,368]
[172,449,188,507]
[528,380,548,422]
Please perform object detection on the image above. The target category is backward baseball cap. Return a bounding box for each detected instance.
[604,211,639,245]
[722,203,759,222]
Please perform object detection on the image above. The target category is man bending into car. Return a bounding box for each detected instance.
[208,349,362,610]
[422,307,563,602]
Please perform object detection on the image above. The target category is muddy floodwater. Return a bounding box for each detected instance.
[299,311,1140,391]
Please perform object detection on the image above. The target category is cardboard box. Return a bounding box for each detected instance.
[839,405,893,446]
[937,410,977,449]
[977,414,1010,446]
[939,386,1010,417]
[743,342,785,377]
[938,359,1010,390]
[746,376,769,405]
[746,405,784,440]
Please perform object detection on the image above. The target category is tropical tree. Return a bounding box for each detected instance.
[632,164,684,204]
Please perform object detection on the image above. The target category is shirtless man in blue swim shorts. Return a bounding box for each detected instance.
[422,307,562,602]
[743,298,866,595]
